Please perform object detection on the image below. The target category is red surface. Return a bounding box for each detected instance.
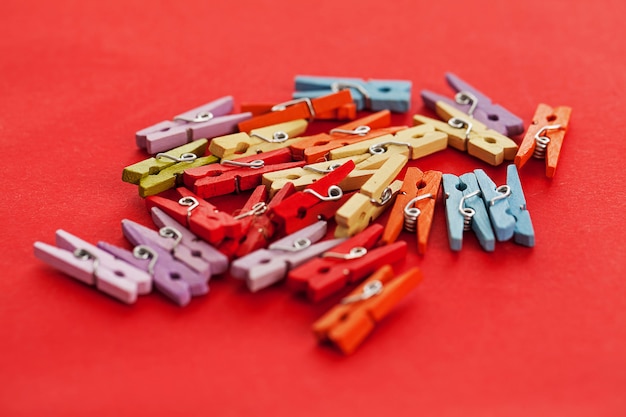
[2,0,626,415]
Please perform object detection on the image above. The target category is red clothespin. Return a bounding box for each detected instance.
[312,264,423,354]
[381,167,442,254]
[235,182,296,258]
[145,187,242,246]
[182,148,305,198]
[269,160,356,235]
[514,103,572,178]
[287,224,408,301]
[238,90,354,133]
[289,110,407,163]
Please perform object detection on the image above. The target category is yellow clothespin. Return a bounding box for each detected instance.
[208,119,308,159]
[334,152,407,237]
[413,102,518,166]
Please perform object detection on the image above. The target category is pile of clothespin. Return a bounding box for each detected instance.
[34,74,572,354]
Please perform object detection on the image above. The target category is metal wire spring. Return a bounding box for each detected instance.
[533,124,561,159]
[403,207,420,232]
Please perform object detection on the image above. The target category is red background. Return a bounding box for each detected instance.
[2,0,625,415]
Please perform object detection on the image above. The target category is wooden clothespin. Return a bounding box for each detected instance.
[413,102,518,166]
[208,119,309,160]
[442,172,495,251]
[269,160,356,235]
[289,110,407,163]
[287,224,408,301]
[293,75,412,113]
[34,230,152,304]
[136,96,252,154]
[145,187,242,246]
[334,152,407,237]
[514,103,572,178]
[421,72,524,136]
[230,221,345,292]
[312,264,422,355]
[98,220,210,306]
[237,90,354,133]
[182,148,305,198]
[381,167,442,254]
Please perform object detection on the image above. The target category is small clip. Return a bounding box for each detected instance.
[312,264,423,354]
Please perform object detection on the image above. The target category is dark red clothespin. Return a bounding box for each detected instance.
[183,148,305,198]
[287,224,408,301]
[268,160,356,235]
[237,90,354,133]
[145,187,242,246]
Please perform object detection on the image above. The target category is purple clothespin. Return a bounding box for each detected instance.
[150,207,229,276]
[230,221,346,292]
[136,96,253,154]
[98,220,210,306]
[34,230,152,304]
[421,73,524,136]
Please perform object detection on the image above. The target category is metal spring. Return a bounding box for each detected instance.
[403,194,433,232]
[458,190,481,231]
[533,124,561,159]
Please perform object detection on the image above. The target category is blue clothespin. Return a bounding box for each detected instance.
[505,164,535,247]
[474,169,516,242]
[293,75,412,113]
[442,173,495,251]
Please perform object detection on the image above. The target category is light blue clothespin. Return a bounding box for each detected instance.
[474,169,516,241]
[293,75,412,113]
[442,173,495,251]
[505,164,535,247]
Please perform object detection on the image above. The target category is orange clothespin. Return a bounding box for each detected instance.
[269,160,355,235]
[514,104,572,178]
[289,110,407,163]
[381,167,442,254]
[238,90,354,133]
[312,264,423,355]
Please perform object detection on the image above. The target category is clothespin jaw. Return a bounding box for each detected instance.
[514,103,572,178]
[293,76,412,113]
[287,224,408,301]
[474,169,516,242]
[442,173,495,251]
[150,207,229,276]
[230,221,345,292]
[208,119,309,160]
[312,264,422,355]
[505,164,535,247]
[334,153,408,237]
[237,90,354,133]
[33,230,152,304]
[269,160,356,235]
[381,167,442,254]
[182,148,305,198]
[420,73,524,136]
[136,96,253,154]
[145,187,242,246]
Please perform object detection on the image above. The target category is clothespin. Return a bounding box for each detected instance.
[514,103,572,178]
[413,102,518,166]
[421,72,524,136]
[474,165,535,246]
[237,90,354,133]
[269,160,356,235]
[293,75,412,113]
[230,221,345,292]
[442,172,495,251]
[289,110,407,163]
[381,167,442,254]
[145,187,242,246]
[312,264,422,354]
[98,220,209,306]
[136,96,253,154]
[334,153,407,237]
[150,207,229,275]
[208,120,308,160]
[33,230,152,304]
[122,139,218,197]
[182,148,305,198]
[287,224,408,301]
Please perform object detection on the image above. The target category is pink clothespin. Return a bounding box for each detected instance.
[98,219,210,306]
[136,96,253,154]
[33,230,152,304]
[230,221,345,292]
